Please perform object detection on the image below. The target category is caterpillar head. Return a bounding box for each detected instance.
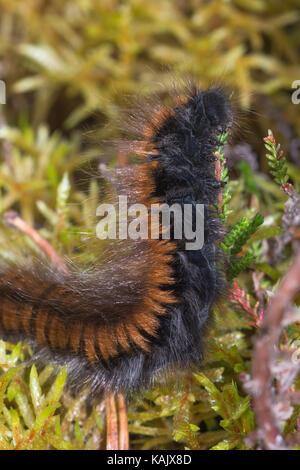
[200,89,233,134]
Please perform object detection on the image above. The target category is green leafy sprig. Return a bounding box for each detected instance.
[264,130,289,188]
[222,213,264,279]
[215,132,232,221]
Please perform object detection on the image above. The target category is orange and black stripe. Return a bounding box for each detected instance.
[0,99,181,365]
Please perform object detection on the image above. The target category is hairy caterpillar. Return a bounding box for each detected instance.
[0,83,233,397]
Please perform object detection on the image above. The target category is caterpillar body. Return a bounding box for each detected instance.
[0,84,233,396]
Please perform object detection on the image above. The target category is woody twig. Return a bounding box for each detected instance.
[3,210,68,273]
[105,393,119,450]
[118,393,129,450]
[252,248,300,450]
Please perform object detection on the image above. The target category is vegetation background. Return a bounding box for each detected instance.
[0,0,299,450]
